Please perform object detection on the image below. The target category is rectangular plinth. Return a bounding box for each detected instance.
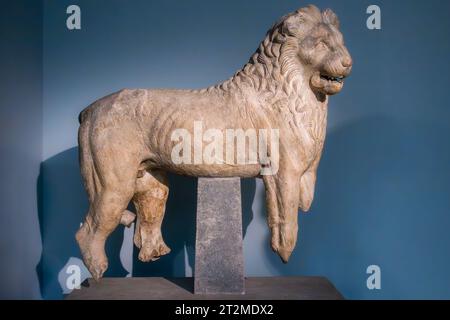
[194,178,245,294]
[65,277,344,300]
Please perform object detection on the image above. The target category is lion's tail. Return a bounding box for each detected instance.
[78,106,90,124]
[78,115,97,203]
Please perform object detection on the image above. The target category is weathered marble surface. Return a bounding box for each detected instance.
[75,5,352,280]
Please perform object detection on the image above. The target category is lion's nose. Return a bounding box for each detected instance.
[342,56,353,68]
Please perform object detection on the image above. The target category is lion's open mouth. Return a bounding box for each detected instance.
[320,74,345,83]
[311,72,346,96]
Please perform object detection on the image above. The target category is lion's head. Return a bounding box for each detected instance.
[277,5,352,96]
[218,5,352,99]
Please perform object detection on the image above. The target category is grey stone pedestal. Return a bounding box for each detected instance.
[194,178,245,294]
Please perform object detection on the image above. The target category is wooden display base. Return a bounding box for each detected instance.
[65,276,343,300]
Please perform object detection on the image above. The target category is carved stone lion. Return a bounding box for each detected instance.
[76,5,352,280]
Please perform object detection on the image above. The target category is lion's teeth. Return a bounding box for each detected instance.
[321,75,344,82]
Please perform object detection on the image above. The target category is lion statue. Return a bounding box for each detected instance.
[76,5,352,280]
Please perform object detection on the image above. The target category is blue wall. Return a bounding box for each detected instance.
[3,0,450,299]
[0,1,43,299]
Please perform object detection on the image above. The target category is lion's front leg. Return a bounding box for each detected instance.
[299,170,317,212]
[263,170,301,263]
[299,152,322,212]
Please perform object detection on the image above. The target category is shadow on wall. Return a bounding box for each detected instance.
[266,115,450,299]
[33,116,450,299]
[36,146,256,299]
[36,147,127,299]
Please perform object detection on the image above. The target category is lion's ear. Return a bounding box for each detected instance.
[281,14,301,36]
[296,5,322,20]
[323,8,340,29]
[281,5,320,36]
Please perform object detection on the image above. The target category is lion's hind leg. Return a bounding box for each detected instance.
[76,181,136,280]
[76,130,139,280]
[133,170,171,262]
